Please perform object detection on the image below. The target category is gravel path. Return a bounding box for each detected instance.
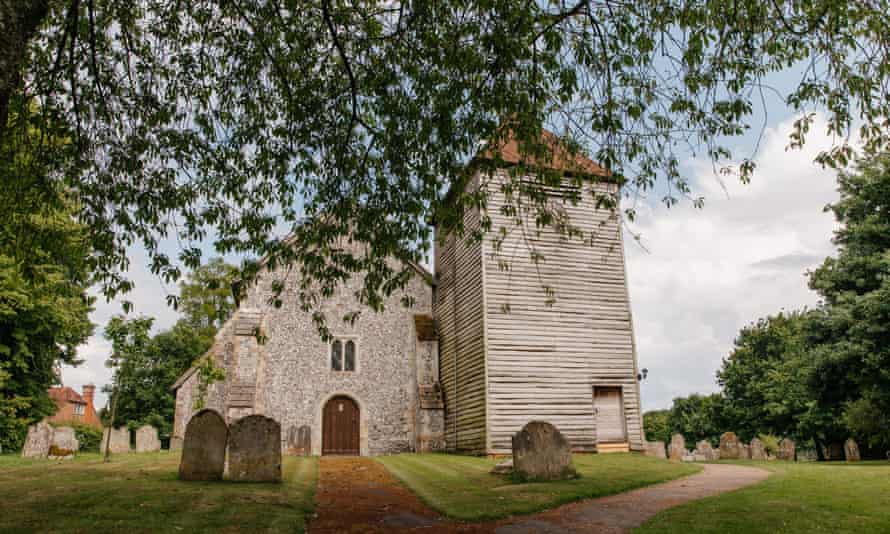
[309,458,770,533]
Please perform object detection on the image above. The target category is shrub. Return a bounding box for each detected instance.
[758,434,780,455]
[58,423,103,453]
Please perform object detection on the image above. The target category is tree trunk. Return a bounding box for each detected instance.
[0,0,50,135]
[102,386,119,462]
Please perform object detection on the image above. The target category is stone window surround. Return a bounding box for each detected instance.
[329,336,360,373]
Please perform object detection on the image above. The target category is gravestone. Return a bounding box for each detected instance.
[777,438,796,461]
[135,425,161,453]
[286,425,311,456]
[694,440,718,461]
[749,438,768,460]
[21,421,54,458]
[668,433,686,461]
[719,432,743,460]
[101,427,131,454]
[511,421,576,481]
[227,414,282,482]
[179,409,228,481]
[643,440,667,460]
[50,426,79,458]
[823,442,844,461]
[844,439,860,462]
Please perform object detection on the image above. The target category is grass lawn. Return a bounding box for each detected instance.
[636,460,890,533]
[377,452,701,521]
[0,452,317,533]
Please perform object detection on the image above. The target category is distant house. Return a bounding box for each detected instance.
[46,384,101,428]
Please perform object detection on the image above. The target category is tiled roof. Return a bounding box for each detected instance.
[479,129,609,177]
[48,387,86,404]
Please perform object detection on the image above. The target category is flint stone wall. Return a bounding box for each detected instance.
[172,245,434,456]
[179,409,228,481]
[643,440,667,459]
[135,425,161,453]
[101,427,131,454]
[227,415,282,482]
[511,421,576,481]
[668,434,686,461]
[50,426,79,457]
[21,421,54,458]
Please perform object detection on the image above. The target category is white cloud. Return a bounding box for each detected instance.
[626,115,845,411]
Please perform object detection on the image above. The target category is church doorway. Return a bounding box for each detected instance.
[594,386,629,452]
[322,396,360,455]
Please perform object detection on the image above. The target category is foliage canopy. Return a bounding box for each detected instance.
[5,0,890,328]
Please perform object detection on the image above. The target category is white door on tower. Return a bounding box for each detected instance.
[594,387,627,443]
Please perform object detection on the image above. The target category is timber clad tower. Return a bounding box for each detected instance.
[172,130,644,457]
[435,133,645,455]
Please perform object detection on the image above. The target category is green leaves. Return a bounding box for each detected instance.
[3,0,890,332]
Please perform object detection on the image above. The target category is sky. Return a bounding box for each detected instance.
[62,112,846,413]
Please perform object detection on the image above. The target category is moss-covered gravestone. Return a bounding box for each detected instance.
[179,409,228,481]
[50,426,79,458]
[227,415,282,482]
[719,432,743,460]
[511,421,576,481]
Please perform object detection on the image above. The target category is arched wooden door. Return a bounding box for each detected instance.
[322,396,360,455]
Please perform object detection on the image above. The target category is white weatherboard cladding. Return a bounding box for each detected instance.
[481,169,644,454]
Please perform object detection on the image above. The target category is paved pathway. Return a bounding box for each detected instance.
[309,458,770,533]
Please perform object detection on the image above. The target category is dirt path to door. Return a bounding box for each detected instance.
[308,458,769,533]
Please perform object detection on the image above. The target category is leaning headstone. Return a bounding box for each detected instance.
[511,421,576,481]
[49,426,79,458]
[135,425,161,453]
[100,427,131,454]
[643,440,667,460]
[668,433,686,461]
[719,432,743,460]
[286,425,311,456]
[179,409,228,481]
[21,421,54,459]
[749,438,768,460]
[844,439,861,462]
[227,414,282,482]
[695,440,718,461]
[776,438,796,461]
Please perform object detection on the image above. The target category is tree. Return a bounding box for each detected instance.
[807,154,890,453]
[0,101,93,453]
[667,393,728,446]
[4,0,890,331]
[98,259,237,440]
[642,409,671,444]
[177,258,240,334]
[717,311,818,443]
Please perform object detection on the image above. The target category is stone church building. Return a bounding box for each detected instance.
[172,134,645,456]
